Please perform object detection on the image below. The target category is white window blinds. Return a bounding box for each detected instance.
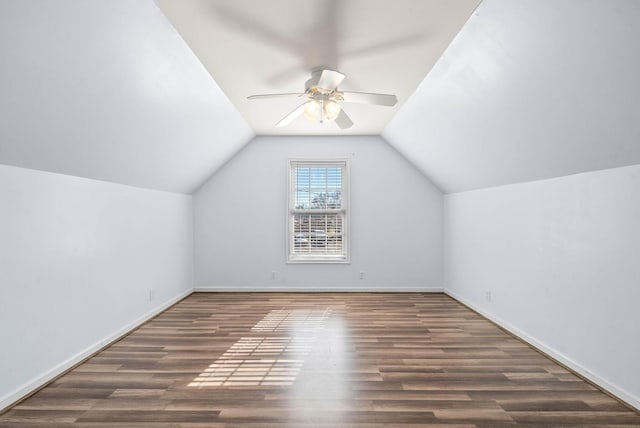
[288,160,349,263]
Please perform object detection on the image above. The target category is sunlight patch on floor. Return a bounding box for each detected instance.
[251,308,331,332]
[190,310,330,387]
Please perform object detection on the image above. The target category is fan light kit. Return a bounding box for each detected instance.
[247,69,397,129]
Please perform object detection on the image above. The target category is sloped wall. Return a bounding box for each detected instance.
[0,0,253,193]
[194,136,443,291]
[384,0,640,193]
[0,164,194,411]
[444,164,640,409]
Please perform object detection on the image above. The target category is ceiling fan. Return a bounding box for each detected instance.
[247,69,397,129]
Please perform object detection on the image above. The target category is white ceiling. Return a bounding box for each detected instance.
[0,0,253,194]
[1,0,639,195]
[154,0,480,136]
[384,0,640,193]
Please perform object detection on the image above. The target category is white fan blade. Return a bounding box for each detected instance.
[248,93,305,100]
[335,109,353,129]
[341,91,397,106]
[275,103,306,127]
[317,69,345,92]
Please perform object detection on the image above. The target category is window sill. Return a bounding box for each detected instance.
[287,256,350,264]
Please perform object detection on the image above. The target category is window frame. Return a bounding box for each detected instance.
[287,159,350,264]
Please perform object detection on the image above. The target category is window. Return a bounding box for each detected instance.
[288,160,349,263]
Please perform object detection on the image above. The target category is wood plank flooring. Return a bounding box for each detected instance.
[1,292,638,427]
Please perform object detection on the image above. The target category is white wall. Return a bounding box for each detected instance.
[444,164,640,409]
[194,136,443,291]
[384,0,640,193]
[0,164,194,411]
[0,0,253,193]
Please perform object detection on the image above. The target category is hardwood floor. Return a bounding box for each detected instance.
[1,292,638,427]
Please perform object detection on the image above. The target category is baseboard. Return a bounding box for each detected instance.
[194,285,444,292]
[444,288,640,413]
[0,288,193,414]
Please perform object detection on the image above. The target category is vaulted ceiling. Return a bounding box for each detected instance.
[383,0,640,193]
[0,0,252,194]
[154,0,480,136]
[1,0,639,194]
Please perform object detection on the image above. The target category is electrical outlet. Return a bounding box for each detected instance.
[149,289,156,301]
[359,271,365,280]
[271,271,276,280]
[485,291,492,302]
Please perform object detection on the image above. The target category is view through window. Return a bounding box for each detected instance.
[288,160,349,263]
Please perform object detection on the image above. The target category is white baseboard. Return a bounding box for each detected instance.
[0,288,193,414]
[194,285,444,292]
[444,288,640,412]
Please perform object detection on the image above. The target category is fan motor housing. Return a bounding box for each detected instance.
[305,69,338,94]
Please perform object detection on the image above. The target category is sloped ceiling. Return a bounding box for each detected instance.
[154,0,481,136]
[384,0,640,193]
[0,0,253,194]
[1,0,639,195]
